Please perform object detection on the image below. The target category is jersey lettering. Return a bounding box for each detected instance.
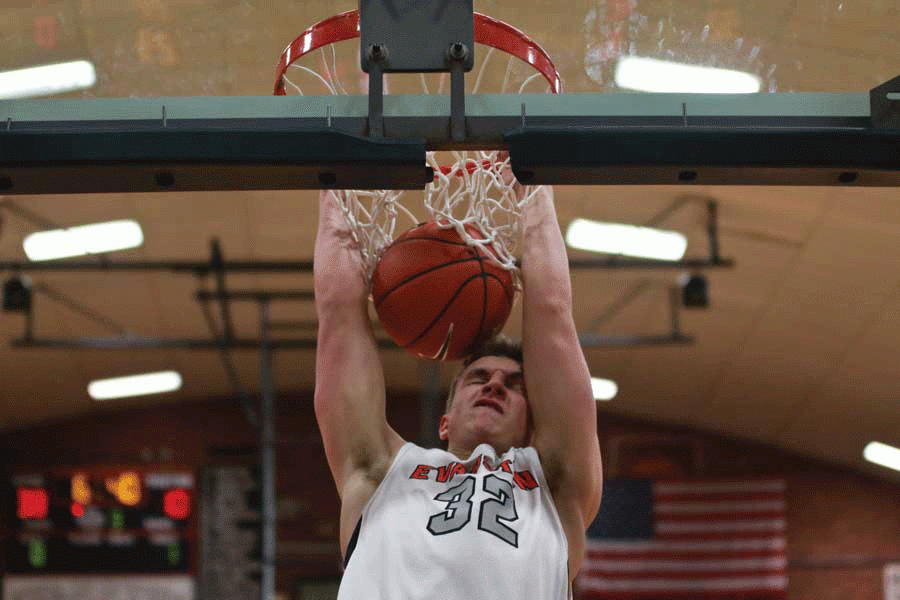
[407,457,540,490]
[410,465,431,480]
[513,470,539,491]
[436,464,455,483]
[471,455,482,472]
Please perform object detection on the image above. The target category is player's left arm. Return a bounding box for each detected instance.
[519,183,603,534]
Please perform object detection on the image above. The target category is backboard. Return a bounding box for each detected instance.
[1,0,900,194]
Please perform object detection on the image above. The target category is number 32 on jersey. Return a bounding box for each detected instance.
[427,475,521,547]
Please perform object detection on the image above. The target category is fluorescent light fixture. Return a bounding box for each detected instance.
[615,56,762,93]
[591,377,618,401]
[24,219,144,261]
[863,441,900,472]
[0,60,97,100]
[565,218,687,261]
[88,371,183,401]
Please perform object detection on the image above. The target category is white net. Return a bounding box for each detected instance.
[426,151,526,272]
[334,152,541,285]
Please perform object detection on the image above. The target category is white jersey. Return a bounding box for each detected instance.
[337,442,571,600]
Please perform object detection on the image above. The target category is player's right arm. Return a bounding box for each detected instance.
[313,191,405,512]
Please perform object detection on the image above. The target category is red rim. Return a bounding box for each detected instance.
[274,9,561,95]
[437,158,500,177]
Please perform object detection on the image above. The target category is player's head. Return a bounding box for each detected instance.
[439,336,532,454]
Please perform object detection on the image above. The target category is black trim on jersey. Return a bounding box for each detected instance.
[344,517,362,568]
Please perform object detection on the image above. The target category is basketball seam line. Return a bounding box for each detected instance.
[403,272,488,352]
[482,271,514,296]
[389,236,471,248]
[495,272,515,303]
[372,254,480,306]
[395,270,512,357]
[390,235,504,262]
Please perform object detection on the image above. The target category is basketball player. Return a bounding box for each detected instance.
[314,168,602,598]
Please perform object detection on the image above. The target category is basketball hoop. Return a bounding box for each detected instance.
[274,10,561,283]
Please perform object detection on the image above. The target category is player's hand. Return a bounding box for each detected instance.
[319,190,350,232]
[318,190,361,250]
[316,190,368,296]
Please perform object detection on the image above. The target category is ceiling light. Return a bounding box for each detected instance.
[614,56,762,93]
[565,218,687,261]
[88,371,183,401]
[24,220,144,261]
[591,377,618,401]
[863,441,900,472]
[0,60,97,100]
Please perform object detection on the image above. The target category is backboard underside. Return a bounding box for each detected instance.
[1,89,899,194]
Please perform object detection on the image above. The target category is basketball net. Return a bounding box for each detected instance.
[274,11,560,285]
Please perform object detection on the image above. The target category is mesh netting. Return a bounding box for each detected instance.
[333,151,541,285]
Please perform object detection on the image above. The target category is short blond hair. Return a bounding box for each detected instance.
[445,335,523,412]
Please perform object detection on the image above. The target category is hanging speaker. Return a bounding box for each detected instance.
[3,276,32,312]
[682,274,709,309]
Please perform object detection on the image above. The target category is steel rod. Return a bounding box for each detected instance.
[258,300,277,600]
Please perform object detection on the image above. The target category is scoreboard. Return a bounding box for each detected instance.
[5,467,195,574]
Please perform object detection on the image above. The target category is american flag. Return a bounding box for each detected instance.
[577,478,787,599]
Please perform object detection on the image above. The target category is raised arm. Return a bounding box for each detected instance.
[518,183,603,574]
[314,190,404,503]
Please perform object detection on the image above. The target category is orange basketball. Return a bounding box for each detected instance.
[371,221,515,361]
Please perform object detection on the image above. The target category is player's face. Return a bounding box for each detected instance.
[439,356,530,452]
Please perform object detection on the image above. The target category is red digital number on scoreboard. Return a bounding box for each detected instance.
[16,488,49,520]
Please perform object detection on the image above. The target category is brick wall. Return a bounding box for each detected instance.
[2,396,898,599]
[0,391,420,593]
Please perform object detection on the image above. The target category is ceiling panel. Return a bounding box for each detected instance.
[2,0,900,481]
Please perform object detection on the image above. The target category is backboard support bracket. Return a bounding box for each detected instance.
[870,75,900,129]
[359,0,474,141]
